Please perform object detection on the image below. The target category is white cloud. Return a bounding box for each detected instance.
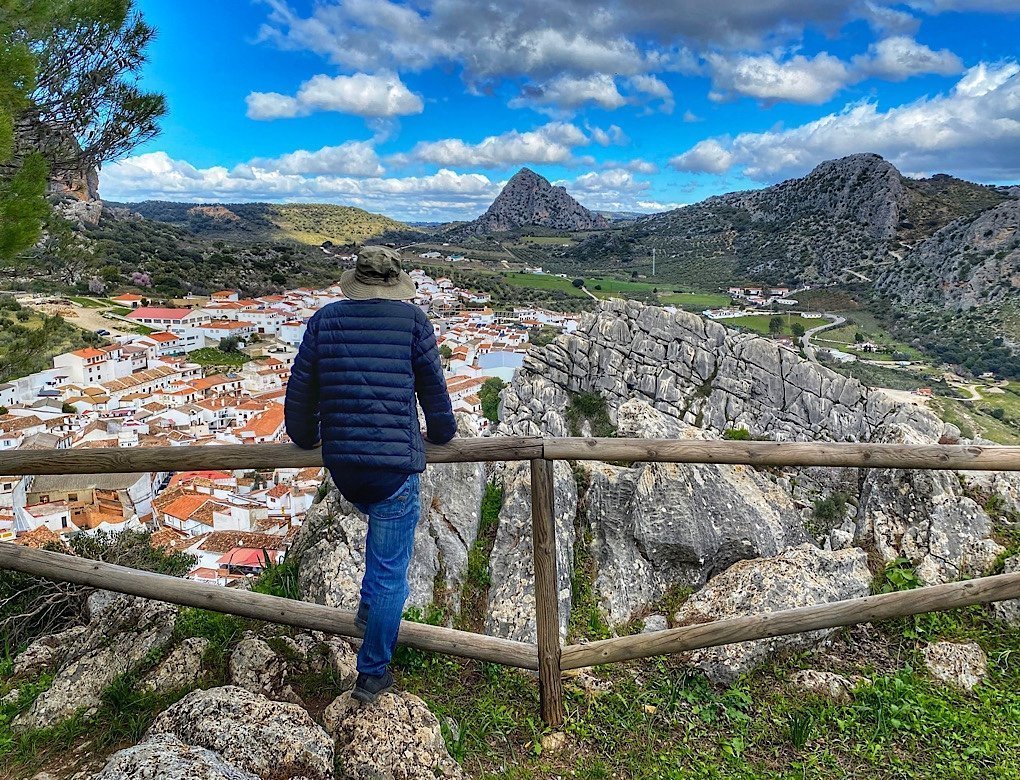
[706,51,853,104]
[669,61,1020,181]
[853,36,963,81]
[626,74,675,113]
[588,124,629,146]
[101,152,502,221]
[246,141,384,176]
[246,72,423,120]
[682,109,703,122]
[510,74,629,113]
[603,158,658,174]
[399,122,597,168]
[565,169,651,194]
[861,2,921,35]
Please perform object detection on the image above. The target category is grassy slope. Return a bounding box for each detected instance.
[0,298,101,383]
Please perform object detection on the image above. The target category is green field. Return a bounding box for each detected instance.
[719,313,818,336]
[931,396,1020,445]
[503,272,590,297]
[659,292,732,309]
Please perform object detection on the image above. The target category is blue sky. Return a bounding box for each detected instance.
[100,0,1020,221]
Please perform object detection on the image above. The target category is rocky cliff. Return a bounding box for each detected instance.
[495,300,1009,636]
[876,198,1019,310]
[464,167,609,234]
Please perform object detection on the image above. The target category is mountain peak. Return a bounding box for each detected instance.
[467,168,608,234]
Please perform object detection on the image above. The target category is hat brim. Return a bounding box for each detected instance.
[339,269,417,301]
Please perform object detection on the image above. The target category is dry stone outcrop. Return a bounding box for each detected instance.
[146,686,334,780]
[673,545,873,683]
[325,690,463,779]
[294,414,485,613]
[992,555,1020,624]
[485,458,576,642]
[142,637,209,693]
[922,641,988,691]
[583,400,808,623]
[94,734,259,780]
[497,298,1003,638]
[15,591,176,730]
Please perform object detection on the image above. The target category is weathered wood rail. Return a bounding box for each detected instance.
[2,437,1020,727]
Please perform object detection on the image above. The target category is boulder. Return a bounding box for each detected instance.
[146,686,333,780]
[673,545,872,683]
[324,690,463,779]
[485,459,576,642]
[294,414,485,613]
[15,593,176,730]
[13,625,88,678]
[143,637,209,693]
[228,637,300,704]
[641,615,668,633]
[922,641,988,691]
[93,733,258,780]
[789,669,857,703]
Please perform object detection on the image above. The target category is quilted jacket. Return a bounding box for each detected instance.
[284,299,456,474]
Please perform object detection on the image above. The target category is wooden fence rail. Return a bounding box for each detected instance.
[2,437,1020,727]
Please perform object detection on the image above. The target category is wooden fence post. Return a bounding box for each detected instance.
[530,457,564,727]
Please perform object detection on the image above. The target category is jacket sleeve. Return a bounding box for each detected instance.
[412,313,457,445]
[284,314,321,449]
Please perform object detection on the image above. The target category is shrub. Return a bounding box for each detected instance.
[722,427,751,440]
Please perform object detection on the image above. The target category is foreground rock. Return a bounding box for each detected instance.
[94,734,258,780]
[143,637,209,693]
[16,592,176,730]
[922,641,988,691]
[674,545,872,683]
[325,690,463,779]
[294,414,485,613]
[789,669,857,703]
[147,686,334,780]
[228,637,301,704]
[486,459,576,642]
[584,400,808,623]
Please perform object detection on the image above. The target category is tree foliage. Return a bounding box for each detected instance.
[478,376,505,424]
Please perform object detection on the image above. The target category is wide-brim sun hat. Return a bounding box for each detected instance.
[339,245,417,301]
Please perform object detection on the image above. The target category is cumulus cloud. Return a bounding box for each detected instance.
[706,51,853,104]
[246,72,423,119]
[626,74,675,113]
[247,141,384,176]
[101,152,501,221]
[509,74,629,113]
[588,124,629,146]
[554,169,658,211]
[670,61,1020,181]
[397,122,600,168]
[853,36,963,80]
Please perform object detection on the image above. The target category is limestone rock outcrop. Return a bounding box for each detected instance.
[325,690,463,779]
[922,641,988,691]
[673,545,872,683]
[143,637,209,693]
[485,459,576,642]
[94,734,259,780]
[15,591,176,730]
[146,686,334,780]
[465,167,608,234]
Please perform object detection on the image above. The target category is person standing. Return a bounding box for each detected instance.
[285,245,456,703]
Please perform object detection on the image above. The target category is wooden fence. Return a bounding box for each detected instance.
[2,438,1020,727]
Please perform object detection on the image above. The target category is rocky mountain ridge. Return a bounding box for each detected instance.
[564,153,1012,287]
[461,167,609,234]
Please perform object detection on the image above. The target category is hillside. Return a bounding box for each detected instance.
[78,208,352,298]
[112,201,409,246]
[458,168,609,234]
[559,154,1011,286]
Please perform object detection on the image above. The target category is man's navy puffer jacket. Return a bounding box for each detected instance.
[284,299,456,474]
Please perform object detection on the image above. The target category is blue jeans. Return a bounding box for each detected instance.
[352,473,420,676]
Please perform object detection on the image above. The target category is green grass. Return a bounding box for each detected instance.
[931,397,1020,445]
[458,483,503,632]
[658,292,732,310]
[719,314,816,337]
[388,606,1020,780]
[503,273,590,298]
[66,296,109,309]
[187,347,250,367]
[107,306,132,317]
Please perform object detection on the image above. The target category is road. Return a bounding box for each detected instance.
[800,315,846,363]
